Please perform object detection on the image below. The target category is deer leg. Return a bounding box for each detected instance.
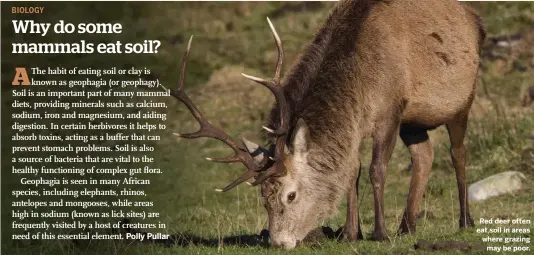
[369,116,400,241]
[343,163,363,241]
[446,114,475,229]
[397,127,433,234]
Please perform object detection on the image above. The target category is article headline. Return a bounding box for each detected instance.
[11,20,161,54]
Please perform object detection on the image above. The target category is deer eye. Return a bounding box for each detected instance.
[287,192,296,203]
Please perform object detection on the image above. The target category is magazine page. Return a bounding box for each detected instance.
[1,1,533,254]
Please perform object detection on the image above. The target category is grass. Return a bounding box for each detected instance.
[1,1,534,254]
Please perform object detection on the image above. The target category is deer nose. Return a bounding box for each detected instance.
[271,238,297,250]
[271,239,297,249]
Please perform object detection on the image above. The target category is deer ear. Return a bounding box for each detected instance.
[290,118,309,154]
[242,137,269,164]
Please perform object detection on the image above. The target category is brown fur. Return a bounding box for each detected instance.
[259,0,484,248]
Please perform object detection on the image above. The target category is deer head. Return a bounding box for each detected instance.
[168,18,336,249]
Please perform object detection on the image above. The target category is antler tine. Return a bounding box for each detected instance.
[206,156,241,163]
[171,36,261,190]
[216,170,259,192]
[262,126,275,134]
[249,166,279,186]
[242,18,290,135]
[178,36,194,90]
[267,17,283,84]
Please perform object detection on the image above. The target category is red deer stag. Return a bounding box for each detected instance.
[167,0,485,249]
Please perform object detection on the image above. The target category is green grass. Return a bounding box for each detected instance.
[2,1,534,254]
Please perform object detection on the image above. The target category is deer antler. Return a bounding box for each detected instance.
[167,35,264,192]
[241,17,290,183]
[242,17,290,136]
[168,18,289,192]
